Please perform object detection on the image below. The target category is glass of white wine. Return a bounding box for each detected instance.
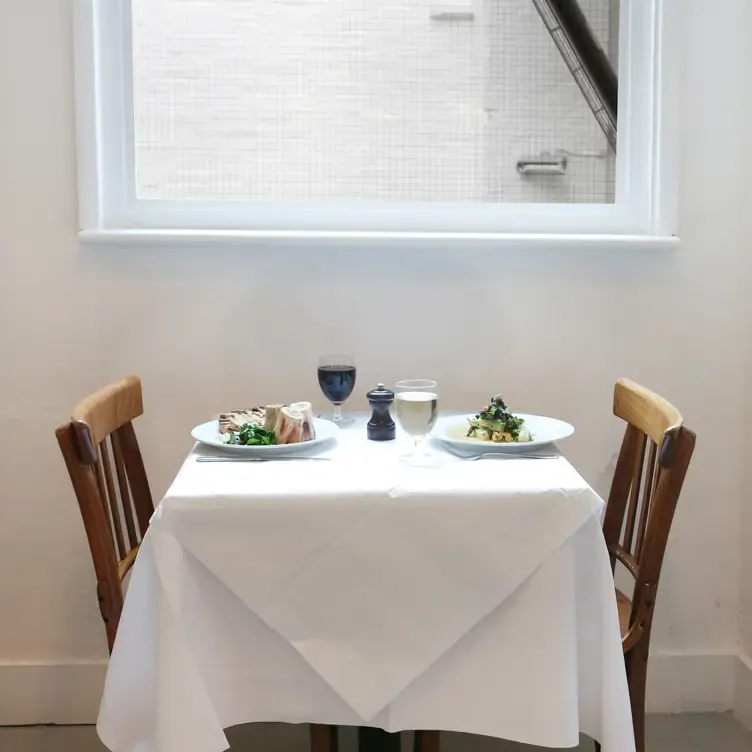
[394,379,439,463]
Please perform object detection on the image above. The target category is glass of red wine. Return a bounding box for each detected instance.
[317,355,357,425]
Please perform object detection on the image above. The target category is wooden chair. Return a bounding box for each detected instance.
[56,376,154,652]
[415,379,695,752]
[56,376,338,752]
[600,378,695,752]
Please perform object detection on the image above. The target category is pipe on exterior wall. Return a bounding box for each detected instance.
[516,153,568,175]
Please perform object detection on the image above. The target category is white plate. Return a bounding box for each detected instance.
[434,413,574,452]
[191,417,339,456]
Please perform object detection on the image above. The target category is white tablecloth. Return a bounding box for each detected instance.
[98,421,634,752]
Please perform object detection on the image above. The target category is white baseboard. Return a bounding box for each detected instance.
[734,651,752,730]
[0,652,738,725]
[0,660,107,725]
[646,650,736,713]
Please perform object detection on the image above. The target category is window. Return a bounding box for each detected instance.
[75,0,677,244]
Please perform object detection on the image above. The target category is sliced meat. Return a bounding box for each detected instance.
[218,407,266,434]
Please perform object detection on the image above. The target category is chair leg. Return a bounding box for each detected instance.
[310,724,338,752]
[414,730,440,752]
[627,651,648,752]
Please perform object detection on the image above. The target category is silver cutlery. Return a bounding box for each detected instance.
[196,456,331,463]
[441,450,559,461]
[461,452,560,461]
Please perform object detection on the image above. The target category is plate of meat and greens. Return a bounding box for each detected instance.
[434,394,574,453]
[191,402,339,456]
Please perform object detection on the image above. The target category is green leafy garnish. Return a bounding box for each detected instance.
[467,394,529,442]
[224,423,276,446]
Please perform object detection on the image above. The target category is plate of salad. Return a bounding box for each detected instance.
[434,394,574,452]
[191,403,339,456]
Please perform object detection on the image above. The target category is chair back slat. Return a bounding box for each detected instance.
[93,458,114,539]
[99,439,126,558]
[634,441,659,559]
[56,376,154,653]
[603,423,640,567]
[114,421,154,536]
[112,431,138,547]
[622,432,646,553]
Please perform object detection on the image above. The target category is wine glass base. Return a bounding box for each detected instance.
[331,414,355,426]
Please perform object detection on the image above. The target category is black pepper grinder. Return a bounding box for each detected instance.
[366,383,396,441]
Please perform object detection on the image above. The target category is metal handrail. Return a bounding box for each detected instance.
[531,0,618,150]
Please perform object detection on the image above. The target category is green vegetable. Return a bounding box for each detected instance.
[224,423,276,446]
[467,394,527,441]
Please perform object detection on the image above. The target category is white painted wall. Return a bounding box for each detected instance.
[0,0,750,725]
[736,0,752,729]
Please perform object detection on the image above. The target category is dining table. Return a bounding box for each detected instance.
[96,414,635,752]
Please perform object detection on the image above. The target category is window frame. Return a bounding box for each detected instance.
[74,0,680,247]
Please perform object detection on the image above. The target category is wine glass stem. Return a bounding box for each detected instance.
[333,404,343,423]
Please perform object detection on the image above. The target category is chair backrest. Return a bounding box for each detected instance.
[55,376,154,651]
[602,379,695,647]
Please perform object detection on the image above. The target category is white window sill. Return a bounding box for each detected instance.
[79,229,679,252]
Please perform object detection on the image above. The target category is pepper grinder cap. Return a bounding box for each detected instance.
[367,383,394,403]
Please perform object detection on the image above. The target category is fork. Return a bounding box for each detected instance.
[461,452,560,461]
[440,448,559,461]
[196,456,331,463]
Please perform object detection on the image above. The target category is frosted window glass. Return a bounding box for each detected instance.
[132,0,617,204]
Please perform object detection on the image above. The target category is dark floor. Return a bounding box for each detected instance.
[2,714,751,752]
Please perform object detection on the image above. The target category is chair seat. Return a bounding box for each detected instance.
[616,588,631,639]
